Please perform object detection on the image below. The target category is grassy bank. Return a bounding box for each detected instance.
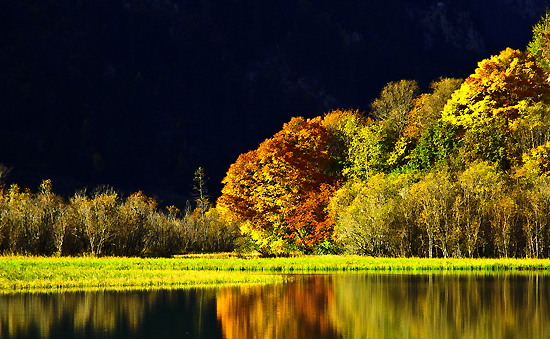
[2,255,550,293]
[0,256,285,293]
[173,254,550,271]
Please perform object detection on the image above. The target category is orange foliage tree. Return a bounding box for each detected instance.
[217,116,341,254]
[216,278,337,339]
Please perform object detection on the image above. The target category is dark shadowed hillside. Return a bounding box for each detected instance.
[1,0,548,203]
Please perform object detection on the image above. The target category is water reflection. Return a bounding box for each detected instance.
[327,273,550,339]
[216,273,550,339]
[216,277,338,339]
[2,273,550,339]
[1,289,222,339]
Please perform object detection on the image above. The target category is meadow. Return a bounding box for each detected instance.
[2,255,550,293]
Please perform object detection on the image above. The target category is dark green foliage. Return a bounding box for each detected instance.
[460,117,510,170]
[408,121,461,171]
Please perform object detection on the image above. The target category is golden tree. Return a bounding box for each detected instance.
[441,48,550,168]
[442,48,550,129]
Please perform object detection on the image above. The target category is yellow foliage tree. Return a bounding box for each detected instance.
[405,77,463,139]
[441,48,550,168]
[442,48,550,129]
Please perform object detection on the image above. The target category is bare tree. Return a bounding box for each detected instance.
[72,187,119,256]
[371,79,419,134]
[0,164,13,193]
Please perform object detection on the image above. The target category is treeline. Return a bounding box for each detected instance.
[332,164,549,258]
[217,13,550,258]
[0,179,238,256]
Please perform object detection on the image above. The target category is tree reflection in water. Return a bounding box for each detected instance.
[216,276,339,339]
[0,289,222,339]
[216,273,550,339]
[2,273,550,339]
[329,273,550,339]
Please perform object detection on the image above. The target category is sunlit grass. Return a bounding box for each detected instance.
[174,255,550,272]
[0,256,285,293]
[2,255,550,293]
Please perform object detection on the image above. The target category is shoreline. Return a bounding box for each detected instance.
[2,255,550,293]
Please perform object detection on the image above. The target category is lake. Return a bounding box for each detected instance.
[2,272,549,338]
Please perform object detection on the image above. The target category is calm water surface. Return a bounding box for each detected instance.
[2,273,550,339]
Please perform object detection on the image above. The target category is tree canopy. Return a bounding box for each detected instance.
[217,116,342,254]
[217,37,550,257]
[442,48,550,129]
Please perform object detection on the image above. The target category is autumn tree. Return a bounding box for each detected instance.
[330,173,414,256]
[442,48,550,169]
[409,170,457,258]
[217,116,341,255]
[527,11,550,73]
[36,179,65,256]
[343,120,398,180]
[0,179,239,256]
[460,116,509,168]
[1,184,36,254]
[321,109,367,178]
[71,187,119,256]
[491,193,516,258]
[509,102,550,169]
[371,79,420,134]
[348,80,420,173]
[455,162,503,257]
[405,77,463,139]
[115,191,156,256]
[52,203,71,256]
[145,209,183,256]
[443,48,550,128]
[519,175,550,258]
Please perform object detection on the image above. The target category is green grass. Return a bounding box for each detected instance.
[174,255,550,272]
[0,256,285,293]
[1,255,550,293]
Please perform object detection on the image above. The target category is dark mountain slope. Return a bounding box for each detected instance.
[0,0,548,202]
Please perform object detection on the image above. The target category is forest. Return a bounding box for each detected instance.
[218,12,550,258]
[4,2,550,257]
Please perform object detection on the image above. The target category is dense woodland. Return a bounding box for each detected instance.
[218,12,550,258]
[4,1,550,257]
